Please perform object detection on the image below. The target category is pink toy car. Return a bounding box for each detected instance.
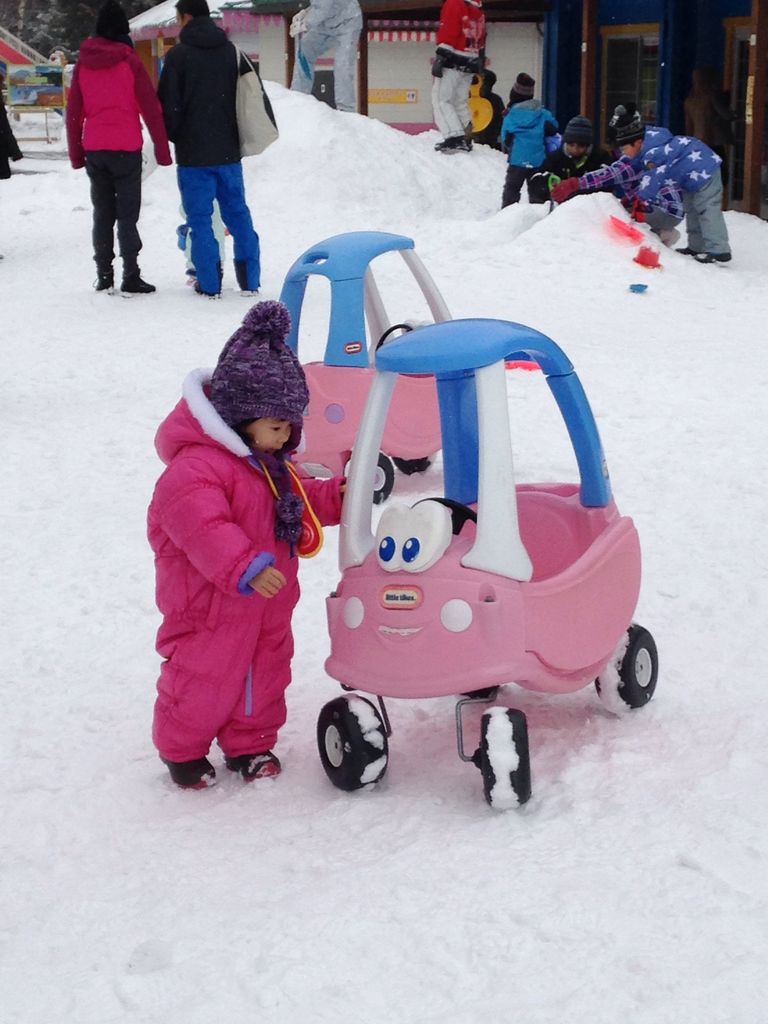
[280,231,448,502]
[316,318,659,809]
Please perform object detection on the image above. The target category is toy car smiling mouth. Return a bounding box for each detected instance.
[318,317,659,810]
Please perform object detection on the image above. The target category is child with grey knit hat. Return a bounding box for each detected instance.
[148,300,345,790]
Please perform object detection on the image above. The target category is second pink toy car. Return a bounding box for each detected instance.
[280,231,448,502]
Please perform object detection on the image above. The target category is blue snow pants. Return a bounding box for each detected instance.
[176,163,261,295]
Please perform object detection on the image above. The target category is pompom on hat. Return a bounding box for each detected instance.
[95,0,130,40]
[609,104,645,145]
[210,300,308,454]
[564,115,593,145]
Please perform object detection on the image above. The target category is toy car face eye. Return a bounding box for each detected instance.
[378,535,397,563]
[403,537,420,563]
[375,507,407,572]
[374,502,452,574]
[400,502,451,573]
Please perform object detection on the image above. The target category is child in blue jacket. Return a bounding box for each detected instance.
[500,72,558,207]
[635,122,731,263]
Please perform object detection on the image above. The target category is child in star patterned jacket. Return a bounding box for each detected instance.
[148,300,344,790]
[554,104,730,262]
[636,127,731,262]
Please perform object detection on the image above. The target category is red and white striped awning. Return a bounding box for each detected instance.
[368,30,437,43]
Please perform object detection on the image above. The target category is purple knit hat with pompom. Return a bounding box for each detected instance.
[210,300,308,453]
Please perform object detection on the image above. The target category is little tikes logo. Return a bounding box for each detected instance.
[380,586,422,610]
[344,341,363,355]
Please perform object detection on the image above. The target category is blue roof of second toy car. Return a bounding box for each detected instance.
[285,231,414,283]
[375,318,574,377]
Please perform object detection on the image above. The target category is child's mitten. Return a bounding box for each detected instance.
[551,177,580,204]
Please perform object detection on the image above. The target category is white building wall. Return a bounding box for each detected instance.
[255,22,287,85]
[226,23,286,85]
[484,22,543,104]
[367,40,436,127]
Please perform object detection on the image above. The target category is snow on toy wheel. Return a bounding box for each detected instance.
[317,695,389,791]
[392,456,432,476]
[477,707,531,810]
[596,624,659,712]
[372,452,395,505]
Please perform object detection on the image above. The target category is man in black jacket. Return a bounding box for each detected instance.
[158,0,260,297]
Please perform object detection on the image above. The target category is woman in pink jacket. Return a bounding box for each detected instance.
[66,0,171,294]
[148,301,344,790]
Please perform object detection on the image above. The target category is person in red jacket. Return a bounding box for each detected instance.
[66,0,172,295]
[431,0,486,153]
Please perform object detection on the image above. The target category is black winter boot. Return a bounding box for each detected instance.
[234,259,259,296]
[121,271,156,295]
[224,751,281,782]
[94,270,115,293]
[162,756,216,789]
[694,251,732,264]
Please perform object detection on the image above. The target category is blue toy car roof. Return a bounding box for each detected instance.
[375,319,574,377]
[288,231,414,284]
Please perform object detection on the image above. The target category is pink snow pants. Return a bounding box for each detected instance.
[152,590,297,763]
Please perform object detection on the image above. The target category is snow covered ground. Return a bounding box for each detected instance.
[2,91,767,1024]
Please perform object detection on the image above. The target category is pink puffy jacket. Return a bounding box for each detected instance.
[148,369,343,763]
[66,37,171,169]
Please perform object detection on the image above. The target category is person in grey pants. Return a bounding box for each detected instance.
[289,0,362,113]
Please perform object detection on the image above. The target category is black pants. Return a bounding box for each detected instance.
[85,150,142,273]
[501,165,533,208]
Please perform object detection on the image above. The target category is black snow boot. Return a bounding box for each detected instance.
[224,751,281,782]
[234,259,259,296]
[94,269,115,293]
[694,251,732,264]
[121,272,156,295]
[162,756,216,789]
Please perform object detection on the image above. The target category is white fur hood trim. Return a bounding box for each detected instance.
[182,368,252,458]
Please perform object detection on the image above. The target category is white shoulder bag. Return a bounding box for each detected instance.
[235,47,279,158]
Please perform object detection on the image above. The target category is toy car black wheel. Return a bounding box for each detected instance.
[392,456,432,476]
[596,624,658,709]
[477,707,531,809]
[372,453,395,505]
[317,695,389,791]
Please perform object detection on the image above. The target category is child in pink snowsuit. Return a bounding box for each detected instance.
[148,300,344,789]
